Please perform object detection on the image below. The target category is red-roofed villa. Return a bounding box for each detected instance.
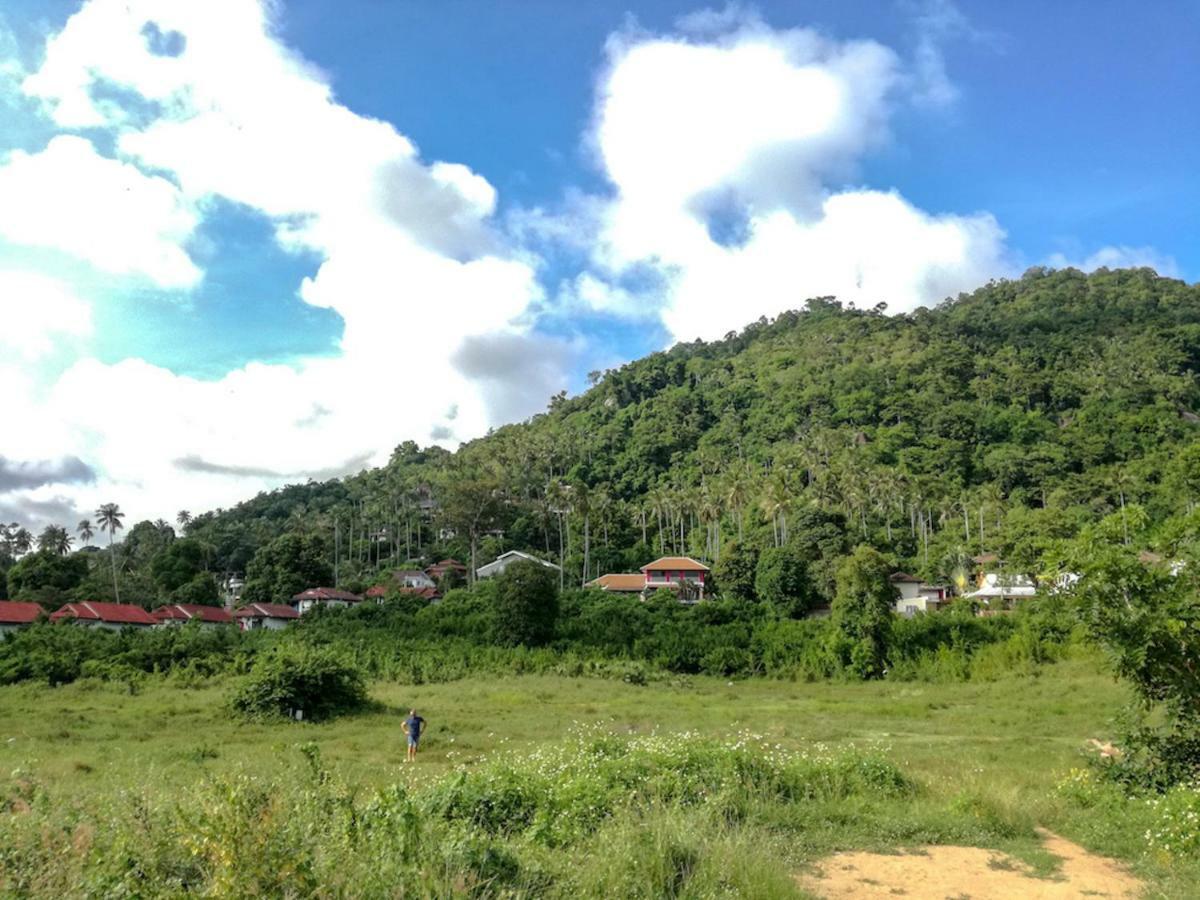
[233,603,299,631]
[641,556,710,601]
[50,601,157,629]
[0,601,45,633]
[152,604,234,628]
[290,587,363,615]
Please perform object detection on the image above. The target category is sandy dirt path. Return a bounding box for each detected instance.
[796,828,1144,899]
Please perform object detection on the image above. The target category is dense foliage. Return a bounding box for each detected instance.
[6,268,1200,612]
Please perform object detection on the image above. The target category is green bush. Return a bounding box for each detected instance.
[229,648,368,721]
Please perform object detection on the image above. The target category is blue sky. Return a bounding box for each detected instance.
[0,0,1195,527]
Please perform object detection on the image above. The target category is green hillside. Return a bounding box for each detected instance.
[173,265,1200,602]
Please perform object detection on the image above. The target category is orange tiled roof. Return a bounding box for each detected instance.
[587,573,647,592]
[641,556,710,572]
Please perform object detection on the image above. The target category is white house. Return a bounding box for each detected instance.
[0,601,43,633]
[290,587,363,615]
[50,601,157,630]
[475,550,562,580]
[890,573,950,616]
[965,572,1038,612]
[393,569,437,590]
[233,603,299,631]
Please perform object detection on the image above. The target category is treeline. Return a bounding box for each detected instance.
[0,555,1075,689]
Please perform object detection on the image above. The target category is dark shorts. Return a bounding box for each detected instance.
[407,734,420,747]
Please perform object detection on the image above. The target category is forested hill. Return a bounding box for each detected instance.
[188,266,1200,600]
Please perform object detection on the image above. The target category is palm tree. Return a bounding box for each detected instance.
[54,527,73,555]
[12,527,32,556]
[1110,467,1133,545]
[96,502,125,602]
[177,510,192,531]
[77,519,94,546]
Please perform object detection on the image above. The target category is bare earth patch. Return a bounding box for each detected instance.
[797,829,1143,899]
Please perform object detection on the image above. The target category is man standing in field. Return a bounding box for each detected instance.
[402,709,426,761]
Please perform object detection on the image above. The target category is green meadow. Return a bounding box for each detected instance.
[2,658,1197,897]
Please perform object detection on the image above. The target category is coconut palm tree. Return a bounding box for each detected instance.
[77,519,94,546]
[12,527,32,556]
[176,510,192,532]
[96,502,125,602]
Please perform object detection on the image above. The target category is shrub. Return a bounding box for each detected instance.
[1145,782,1200,859]
[229,648,368,721]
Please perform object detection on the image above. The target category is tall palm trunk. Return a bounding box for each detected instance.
[108,530,120,602]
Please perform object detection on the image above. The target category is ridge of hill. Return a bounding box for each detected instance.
[180,266,1200,602]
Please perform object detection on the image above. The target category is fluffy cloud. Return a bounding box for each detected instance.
[577,13,1014,341]
[0,136,201,287]
[0,269,92,359]
[0,0,565,529]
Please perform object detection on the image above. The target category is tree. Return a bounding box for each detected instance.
[830,546,897,679]
[1069,511,1200,786]
[177,510,192,532]
[6,550,88,603]
[491,559,559,646]
[754,545,816,617]
[712,540,758,601]
[76,519,94,546]
[439,459,504,585]
[96,502,125,603]
[36,526,72,556]
[151,538,211,595]
[242,532,333,605]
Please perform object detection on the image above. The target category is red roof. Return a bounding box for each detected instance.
[641,556,710,572]
[426,559,467,576]
[0,601,44,624]
[291,587,362,603]
[152,604,233,624]
[232,603,299,619]
[365,585,387,598]
[50,601,157,626]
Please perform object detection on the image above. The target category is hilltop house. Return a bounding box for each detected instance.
[0,601,44,633]
[152,604,234,628]
[890,573,950,616]
[50,601,156,629]
[426,559,468,584]
[476,550,562,580]
[965,572,1038,612]
[393,569,437,590]
[233,603,299,630]
[290,587,362,614]
[642,556,710,601]
[589,556,711,602]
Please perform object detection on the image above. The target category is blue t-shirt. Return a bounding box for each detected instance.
[405,715,425,739]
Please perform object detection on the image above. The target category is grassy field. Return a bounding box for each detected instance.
[1,658,1197,896]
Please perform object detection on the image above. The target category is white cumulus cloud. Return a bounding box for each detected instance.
[577,13,1014,342]
[0,135,201,288]
[0,269,91,360]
